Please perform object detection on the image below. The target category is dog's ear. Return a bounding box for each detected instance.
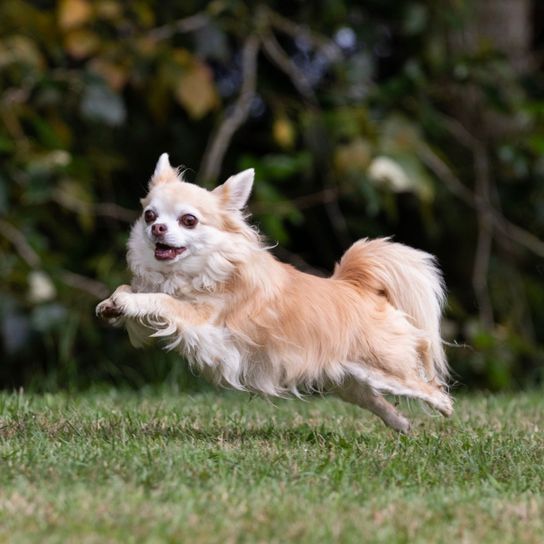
[213,169,254,211]
[149,153,177,189]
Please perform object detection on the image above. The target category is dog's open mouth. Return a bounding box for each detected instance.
[154,243,186,261]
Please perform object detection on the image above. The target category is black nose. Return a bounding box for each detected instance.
[151,223,167,236]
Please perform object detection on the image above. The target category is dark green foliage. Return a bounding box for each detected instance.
[0,1,543,390]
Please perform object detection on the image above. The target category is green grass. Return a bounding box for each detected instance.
[0,389,542,543]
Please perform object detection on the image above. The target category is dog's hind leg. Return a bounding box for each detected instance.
[336,379,411,434]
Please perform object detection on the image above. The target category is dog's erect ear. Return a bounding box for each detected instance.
[149,153,177,189]
[213,169,254,211]
[154,153,171,177]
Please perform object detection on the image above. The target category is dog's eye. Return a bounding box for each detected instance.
[144,210,157,223]
[180,214,198,228]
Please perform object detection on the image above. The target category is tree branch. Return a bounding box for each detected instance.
[251,187,339,214]
[0,219,109,299]
[472,142,494,326]
[0,219,40,267]
[147,13,210,41]
[59,271,109,299]
[52,192,137,223]
[93,203,137,223]
[261,32,317,104]
[263,7,342,62]
[197,35,260,184]
[419,145,544,258]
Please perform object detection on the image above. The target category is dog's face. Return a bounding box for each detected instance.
[128,153,254,274]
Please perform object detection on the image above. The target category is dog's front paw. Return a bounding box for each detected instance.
[96,298,123,320]
[96,285,133,321]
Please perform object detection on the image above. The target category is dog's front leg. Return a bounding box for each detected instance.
[96,285,211,327]
[97,287,243,388]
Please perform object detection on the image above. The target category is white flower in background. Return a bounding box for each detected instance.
[368,156,412,192]
[28,270,56,303]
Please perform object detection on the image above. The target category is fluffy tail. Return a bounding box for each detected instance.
[333,237,449,386]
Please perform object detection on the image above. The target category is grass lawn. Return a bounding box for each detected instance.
[0,388,542,543]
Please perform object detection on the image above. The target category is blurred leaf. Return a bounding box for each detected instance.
[0,35,45,70]
[259,214,289,244]
[28,271,57,304]
[486,352,514,391]
[528,134,544,155]
[134,36,157,56]
[64,29,101,58]
[368,156,411,192]
[380,116,422,154]
[131,1,155,26]
[28,150,71,172]
[95,0,123,21]
[174,62,218,119]
[54,178,94,231]
[403,3,428,35]
[88,58,129,91]
[325,107,372,141]
[334,138,372,175]
[241,153,311,182]
[29,116,68,149]
[58,0,93,31]
[368,154,433,200]
[273,117,296,150]
[0,134,15,153]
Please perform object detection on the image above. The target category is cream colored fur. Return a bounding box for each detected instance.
[96,154,453,433]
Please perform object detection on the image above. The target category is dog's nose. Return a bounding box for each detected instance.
[151,223,168,237]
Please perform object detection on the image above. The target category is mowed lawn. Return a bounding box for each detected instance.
[0,389,542,543]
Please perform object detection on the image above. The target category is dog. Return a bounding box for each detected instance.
[96,153,453,433]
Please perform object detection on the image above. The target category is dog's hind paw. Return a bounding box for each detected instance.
[395,415,412,434]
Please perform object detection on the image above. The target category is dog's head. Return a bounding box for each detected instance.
[127,153,256,282]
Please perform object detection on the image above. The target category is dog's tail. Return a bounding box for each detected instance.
[333,237,448,386]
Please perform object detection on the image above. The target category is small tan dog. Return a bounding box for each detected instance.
[96,154,452,433]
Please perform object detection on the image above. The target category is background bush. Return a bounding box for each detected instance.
[1,0,543,391]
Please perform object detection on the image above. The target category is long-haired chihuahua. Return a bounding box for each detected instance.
[96,154,452,433]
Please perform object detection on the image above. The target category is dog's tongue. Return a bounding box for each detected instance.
[154,243,186,261]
